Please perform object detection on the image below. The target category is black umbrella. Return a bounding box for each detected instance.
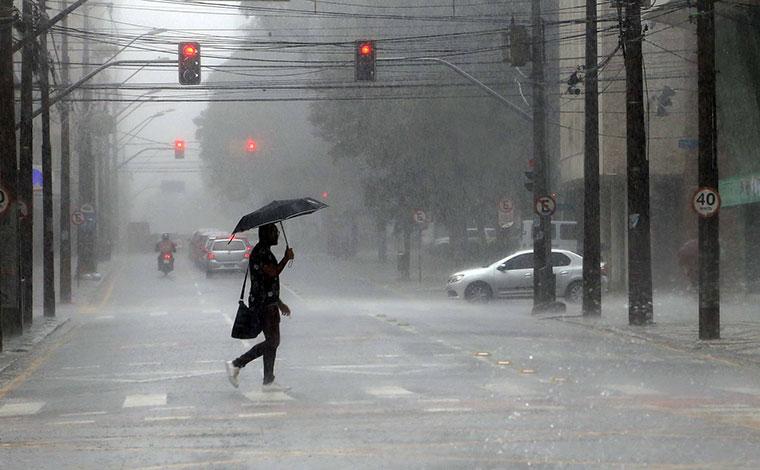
[230,197,328,246]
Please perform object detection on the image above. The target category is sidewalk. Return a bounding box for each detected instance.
[0,256,116,374]
[331,250,760,367]
[552,292,760,367]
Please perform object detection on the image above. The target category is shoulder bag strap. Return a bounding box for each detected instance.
[239,265,249,301]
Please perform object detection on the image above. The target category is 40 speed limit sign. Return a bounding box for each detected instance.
[692,187,721,218]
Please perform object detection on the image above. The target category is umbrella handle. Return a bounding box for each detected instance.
[280,222,294,268]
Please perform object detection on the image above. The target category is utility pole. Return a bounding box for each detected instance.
[531,0,558,312]
[18,0,35,327]
[622,0,653,325]
[59,12,72,304]
[697,0,719,339]
[582,0,601,316]
[0,0,18,348]
[77,7,97,276]
[39,0,55,317]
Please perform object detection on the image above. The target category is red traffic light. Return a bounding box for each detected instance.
[182,44,198,58]
[174,139,185,150]
[245,138,257,153]
[321,191,329,199]
[358,42,373,56]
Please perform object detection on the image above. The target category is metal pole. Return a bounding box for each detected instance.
[697,0,719,339]
[18,0,34,329]
[59,11,72,304]
[0,0,18,349]
[623,0,653,325]
[531,0,556,310]
[12,0,89,53]
[39,0,56,317]
[583,0,601,316]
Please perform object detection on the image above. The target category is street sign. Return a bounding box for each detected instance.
[71,211,85,226]
[413,209,426,225]
[0,186,9,215]
[534,195,556,217]
[498,198,515,228]
[32,168,43,191]
[692,187,721,218]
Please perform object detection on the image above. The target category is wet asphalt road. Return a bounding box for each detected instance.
[2,251,760,469]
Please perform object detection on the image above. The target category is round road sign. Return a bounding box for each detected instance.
[534,195,556,217]
[71,211,85,226]
[0,186,9,215]
[691,187,721,218]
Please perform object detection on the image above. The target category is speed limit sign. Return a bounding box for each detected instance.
[692,187,721,218]
[0,186,10,216]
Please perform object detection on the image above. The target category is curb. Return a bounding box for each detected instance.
[0,317,71,376]
[549,315,760,369]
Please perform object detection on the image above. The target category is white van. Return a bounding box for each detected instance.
[520,219,579,252]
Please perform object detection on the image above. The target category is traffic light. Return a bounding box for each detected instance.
[524,170,534,192]
[178,42,201,85]
[321,191,329,200]
[355,40,376,81]
[245,138,257,153]
[174,139,185,159]
[509,22,530,67]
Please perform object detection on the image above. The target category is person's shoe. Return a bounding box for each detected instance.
[225,361,240,388]
[262,378,289,392]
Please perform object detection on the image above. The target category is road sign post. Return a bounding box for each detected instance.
[413,210,426,284]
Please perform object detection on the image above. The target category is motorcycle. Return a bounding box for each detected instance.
[159,252,174,275]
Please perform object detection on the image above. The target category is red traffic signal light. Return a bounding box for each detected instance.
[245,138,257,153]
[174,139,186,159]
[321,191,329,199]
[355,40,376,81]
[178,42,201,85]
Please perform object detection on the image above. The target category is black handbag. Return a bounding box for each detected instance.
[230,267,262,339]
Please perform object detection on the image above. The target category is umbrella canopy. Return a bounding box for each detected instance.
[231,197,328,237]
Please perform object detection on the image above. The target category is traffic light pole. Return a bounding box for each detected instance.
[18,0,34,328]
[530,0,559,312]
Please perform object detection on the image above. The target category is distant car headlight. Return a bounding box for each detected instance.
[448,274,465,284]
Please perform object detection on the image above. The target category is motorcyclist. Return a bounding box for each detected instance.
[156,233,177,270]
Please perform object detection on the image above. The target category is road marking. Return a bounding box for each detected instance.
[326,400,375,406]
[144,416,191,422]
[60,411,107,417]
[418,398,461,404]
[51,420,95,426]
[366,386,414,398]
[154,406,195,411]
[606,384,660,396]
[244,391,294,402]
[424,407,474,413]
[61,365,100,370]
[80,269,119,315]
[0,401,45,417]
[134,459,246,470]
[94,315,114,320]
[202,309,221,314]
[238,412,287,418]
[149,311,168,317]
[128,362,162,367]
[123,394,167,408]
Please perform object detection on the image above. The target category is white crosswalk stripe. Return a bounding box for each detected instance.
[123,394,167,408]
[366,386,415,398]
[0,401,45,417]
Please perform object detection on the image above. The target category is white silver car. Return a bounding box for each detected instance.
[446,249,589,303]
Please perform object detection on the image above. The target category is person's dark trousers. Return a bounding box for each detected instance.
[232,304,280,383]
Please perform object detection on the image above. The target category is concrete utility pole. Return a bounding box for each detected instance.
[531,0,558,312]
[623,0,653,325]
[59,12,72,304]
[77,7,98,276]
[39,0,55,317]
[697,0,719,339]
[0,0,18,348]
[18,0,35,327]
[582,0,601,316]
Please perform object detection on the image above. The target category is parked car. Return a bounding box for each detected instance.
[202,236,252,277]
[189,228,226,264]
[446,249,606,303]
